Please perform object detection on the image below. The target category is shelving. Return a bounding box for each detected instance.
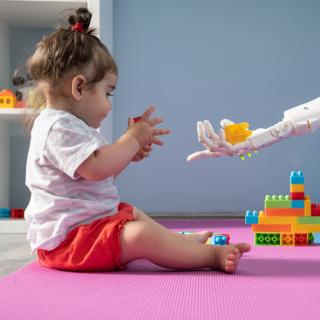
[0,0,101,233]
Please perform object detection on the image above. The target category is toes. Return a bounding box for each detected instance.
[235,243,251,253]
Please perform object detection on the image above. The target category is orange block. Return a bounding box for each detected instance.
[252,224,292,232]
[265,208,305,216]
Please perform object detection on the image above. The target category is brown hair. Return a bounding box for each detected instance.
[24,7,117,131]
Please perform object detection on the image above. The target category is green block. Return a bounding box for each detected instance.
[298,217,320,224]
[265,195,291,208]
[308,233,314,244]
[255,233,280,246]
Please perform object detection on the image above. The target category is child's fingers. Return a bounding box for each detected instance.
[141,106,156,121]
[153,128,170,136]
[128,118,134,127]
[142,145,152,152]
[148,117,163,126]
[152,137,164,145]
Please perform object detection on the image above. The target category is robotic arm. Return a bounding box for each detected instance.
[187,97,320,161]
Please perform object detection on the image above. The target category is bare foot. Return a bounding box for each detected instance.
[211,243,251,273]
[181,231,213,244]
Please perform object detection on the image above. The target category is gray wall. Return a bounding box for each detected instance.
[112,0,320,213]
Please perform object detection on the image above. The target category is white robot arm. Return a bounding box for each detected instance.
[187,97,320,161]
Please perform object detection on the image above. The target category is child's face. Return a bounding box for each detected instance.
[79,72,117,128]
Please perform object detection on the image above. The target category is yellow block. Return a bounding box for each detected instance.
[292,224,320,233]
[305,197,311,216]
[290,184,304,193]
[259,216,298,224]
[224,122,252,145]
[252,224,292,232]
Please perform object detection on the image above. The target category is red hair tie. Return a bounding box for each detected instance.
[71,22,84,33]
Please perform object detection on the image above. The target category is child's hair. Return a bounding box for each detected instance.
[24,7,117,131]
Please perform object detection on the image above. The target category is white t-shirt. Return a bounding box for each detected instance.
[25,108,120,253]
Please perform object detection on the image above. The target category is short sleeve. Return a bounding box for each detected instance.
[44,116,104,179]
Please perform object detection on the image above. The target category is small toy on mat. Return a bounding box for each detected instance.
[245,171,320,246]
[178,231,230,245]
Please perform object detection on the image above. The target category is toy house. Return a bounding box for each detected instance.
[0,89,16,108]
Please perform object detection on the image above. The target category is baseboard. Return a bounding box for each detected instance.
[149,212,244,219]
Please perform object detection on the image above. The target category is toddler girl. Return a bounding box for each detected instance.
[25,8,250,273]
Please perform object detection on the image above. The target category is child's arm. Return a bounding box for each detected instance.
[77,106,170,181]
[187,97,320,161]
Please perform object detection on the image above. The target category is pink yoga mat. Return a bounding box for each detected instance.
[1,219,320,320]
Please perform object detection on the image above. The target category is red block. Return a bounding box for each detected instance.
[311,203,320,216]
[11,208,24,219]
[295,233,308,246]
[290,192,305,200]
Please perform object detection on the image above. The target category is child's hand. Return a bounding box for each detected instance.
[127,106,170,148]
[131,145,152,162]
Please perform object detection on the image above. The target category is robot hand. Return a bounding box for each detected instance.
[187,97,320,161]
[187,118,295,161]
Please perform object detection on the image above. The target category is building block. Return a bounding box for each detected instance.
[11,208,24,219]
[0,208,10,218]
[245,210,259,224]
[258,216,298,225]
[313,233,320,244]
[290,192,305,200]
[290,184,304,193]
[281,233,294,246]
[265,208,305,217]
[298,216,320,224]
[224,122,252,145]
[294,233,308,246]
[264,195,291,208]
[311,204,320,216]
[291,200,304,208]
[292,224,320,233]
[246,171,320,246]
[305,197,311,216]
[255,233,280,246]
[290,171,304,184]
[252,224,292,232]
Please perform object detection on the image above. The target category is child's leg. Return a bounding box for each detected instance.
[132,208,212,243]
[120,207,250,272]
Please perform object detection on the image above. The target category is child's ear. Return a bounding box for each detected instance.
[71,75,86,101]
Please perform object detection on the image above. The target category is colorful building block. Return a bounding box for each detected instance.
[265,195,291,208]
[265,208,305,217]
[11,208,24,219]
[290,171,304,184]
[290,184,304,193]
[255,233,280,245]
[0,208,10,218]
[311,204,320,216]
[245,171,320,246]
[245,210,259,224]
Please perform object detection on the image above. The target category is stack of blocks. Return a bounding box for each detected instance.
[245,171,320,246]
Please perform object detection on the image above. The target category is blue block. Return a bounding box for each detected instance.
[212,235,228,245]
[290,171,304,184]
[0,208,10,218]
[313,233,320,244]
[291,200,304,208]
[245,210,259,224]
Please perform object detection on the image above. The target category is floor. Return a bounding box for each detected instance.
[0,234,34,277]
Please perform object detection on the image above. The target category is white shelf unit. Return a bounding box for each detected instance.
[0,0,104,233]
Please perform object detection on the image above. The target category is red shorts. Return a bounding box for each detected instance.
[37,202,135,272]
